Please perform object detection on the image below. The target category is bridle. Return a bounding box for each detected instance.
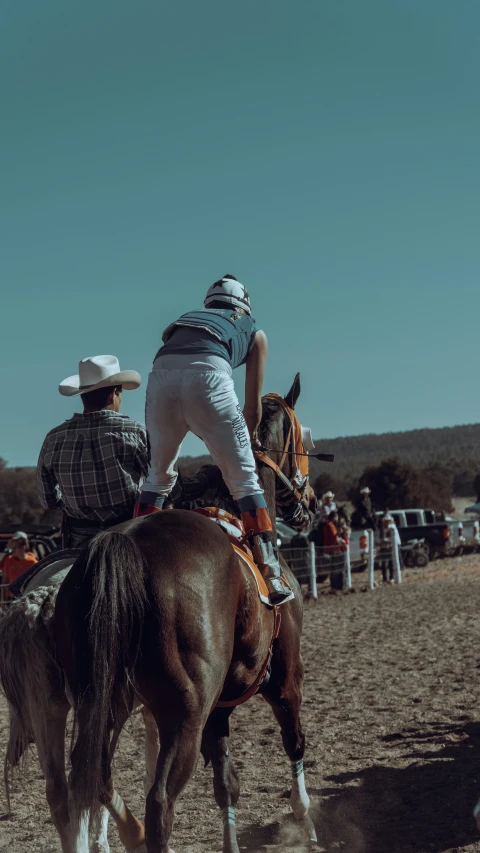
[254,394,313,530]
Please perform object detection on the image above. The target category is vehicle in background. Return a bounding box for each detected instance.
[349,529,370,569]
[464,502,480,516]
[375,509,451,560]
[446,516,480,553]
[401,538,429,568]
[275,519,298,548]
[461,517,480,551]
[445,518,466,555]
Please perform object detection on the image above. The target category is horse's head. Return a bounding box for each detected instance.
[256,373,317,531]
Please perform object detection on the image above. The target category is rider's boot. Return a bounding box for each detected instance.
[241,507,294,606]
[133,491,165,518]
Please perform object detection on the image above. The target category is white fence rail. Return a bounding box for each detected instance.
[281,533,402,598]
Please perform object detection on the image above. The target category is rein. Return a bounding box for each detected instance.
[254,450,305,503]
[254,394,311,528]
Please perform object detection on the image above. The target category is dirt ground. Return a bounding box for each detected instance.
[1,555,480,853]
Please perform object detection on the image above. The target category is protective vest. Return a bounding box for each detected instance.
[157,309,258,369]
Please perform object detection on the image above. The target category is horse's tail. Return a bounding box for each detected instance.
[68,531,147,814]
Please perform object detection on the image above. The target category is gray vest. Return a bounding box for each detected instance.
[156,308,258,369]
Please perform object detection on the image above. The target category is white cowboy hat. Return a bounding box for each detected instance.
[301,426,315,452]
[322,491,334,499]
[360,487,371,495]
[59,355,141,397]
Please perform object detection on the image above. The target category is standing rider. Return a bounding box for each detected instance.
[37,355,148,549]
[134,274,293,605]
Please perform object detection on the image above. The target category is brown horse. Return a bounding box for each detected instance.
[54,374,317,853]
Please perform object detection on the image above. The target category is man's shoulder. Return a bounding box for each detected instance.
[108,415,146,435]
[42,417,77,442]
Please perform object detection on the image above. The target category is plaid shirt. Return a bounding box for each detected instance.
[37,411,149,523]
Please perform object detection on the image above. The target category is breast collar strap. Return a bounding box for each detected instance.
[254,393,310,503]
[254,450,305,503]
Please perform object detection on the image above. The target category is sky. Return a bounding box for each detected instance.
[1,0,479,466]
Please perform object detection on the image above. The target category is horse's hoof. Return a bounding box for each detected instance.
[305,814,317,843]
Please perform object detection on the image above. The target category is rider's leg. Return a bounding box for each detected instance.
[238,497,294,605]
[134,368,188,517]
[181,368,293,605]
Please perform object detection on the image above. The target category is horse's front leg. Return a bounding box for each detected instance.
[201,708,240,853]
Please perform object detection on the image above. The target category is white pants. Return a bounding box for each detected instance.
[142,365,263,502]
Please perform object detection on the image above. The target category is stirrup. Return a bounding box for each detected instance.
[265,575,295,606]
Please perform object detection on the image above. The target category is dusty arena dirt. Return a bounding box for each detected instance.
[1,556,480,853]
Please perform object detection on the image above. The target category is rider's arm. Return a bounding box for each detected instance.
[243,330,268,440]
[36,440,62,510]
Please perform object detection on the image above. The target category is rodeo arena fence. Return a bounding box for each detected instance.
[0,531,403,607]
[281,530,401,599]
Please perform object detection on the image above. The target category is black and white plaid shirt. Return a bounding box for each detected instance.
[37,411,149,523]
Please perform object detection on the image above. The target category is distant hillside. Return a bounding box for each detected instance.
[179,423,480,495]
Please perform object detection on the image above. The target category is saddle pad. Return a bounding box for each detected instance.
[231,543,271,607]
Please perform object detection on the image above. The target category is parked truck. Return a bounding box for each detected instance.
[375,509,451,560]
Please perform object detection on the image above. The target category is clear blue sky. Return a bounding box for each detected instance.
[1,0,479,466]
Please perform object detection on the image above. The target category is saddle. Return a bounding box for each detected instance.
[194,507,283,708]
[8,549,81,597]
[193,506,291,608]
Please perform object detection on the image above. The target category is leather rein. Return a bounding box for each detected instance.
[254,394,311,527]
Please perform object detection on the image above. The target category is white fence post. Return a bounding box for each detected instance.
[392,534,402,584]
[367,529,375,589]
[344,545,352,589]
[309,541,317,600]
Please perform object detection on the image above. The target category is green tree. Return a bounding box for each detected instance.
[358,457,452,513]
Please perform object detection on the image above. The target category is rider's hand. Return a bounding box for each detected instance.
[243,404,262,443]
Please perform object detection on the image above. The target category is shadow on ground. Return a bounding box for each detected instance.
[237,721,480,853]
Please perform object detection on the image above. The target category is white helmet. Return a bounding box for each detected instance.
[204,275,251,314]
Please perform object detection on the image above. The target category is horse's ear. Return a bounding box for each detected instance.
[284,373,301,410]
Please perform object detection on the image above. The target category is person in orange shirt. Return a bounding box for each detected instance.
[0,531,38,590]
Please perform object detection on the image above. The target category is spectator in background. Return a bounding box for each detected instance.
[290,531,309,550]
[379,510,401,583]
[0,531,38,589]
[351,486,377,531]
[323,511,346,554]
[318,491,337,522]
[337,506,351,547]
[287,531,310,580]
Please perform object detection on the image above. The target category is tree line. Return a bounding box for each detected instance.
[2,419,480,525]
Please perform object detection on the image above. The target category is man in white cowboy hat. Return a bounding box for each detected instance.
[134,273,293,605]
[317,490,336,522]
[37,355,148,548]
[351,485,377,531]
